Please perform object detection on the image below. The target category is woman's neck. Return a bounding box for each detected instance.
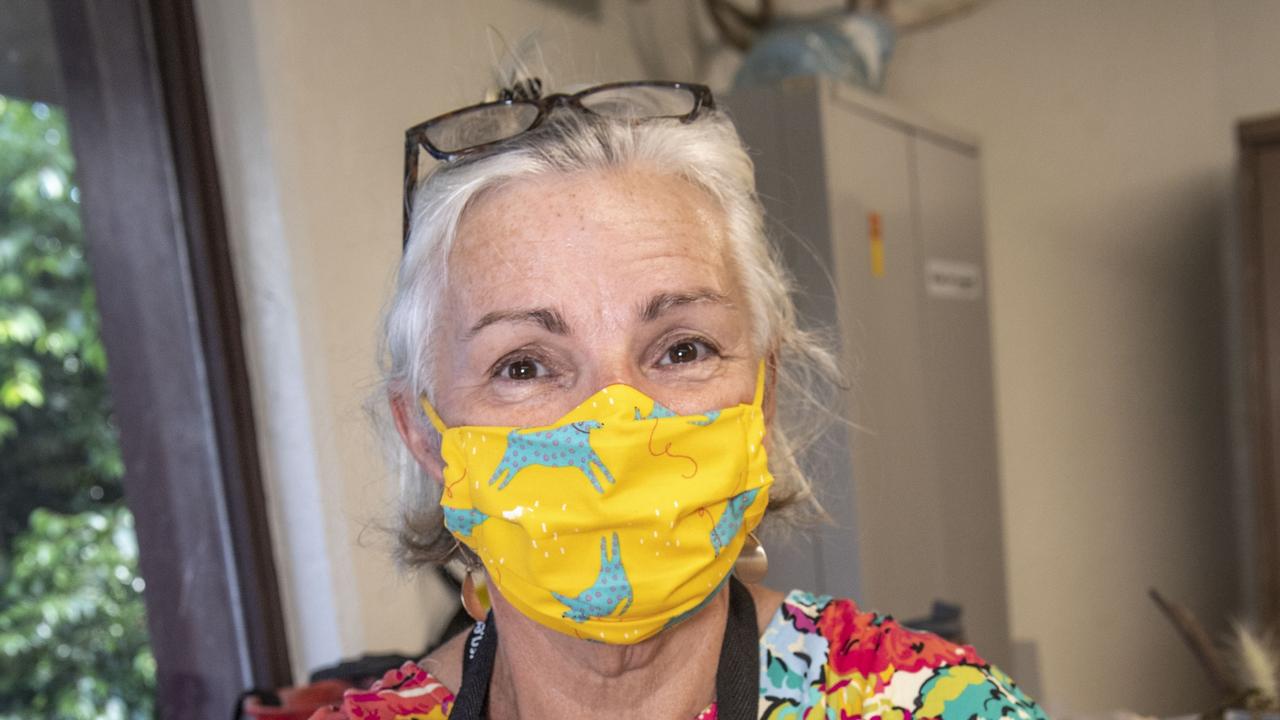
[486,586,729,720]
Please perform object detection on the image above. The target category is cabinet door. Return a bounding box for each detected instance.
[725,81,820,594]
[728,78,864,598]
[912,133,1011,665]
[823,86,949,618]
[727,81,1010,660]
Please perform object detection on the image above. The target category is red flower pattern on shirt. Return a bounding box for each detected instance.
[816,600,987,677]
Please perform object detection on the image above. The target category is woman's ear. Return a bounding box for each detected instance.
[390,391,446,484]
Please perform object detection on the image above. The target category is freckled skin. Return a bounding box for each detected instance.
[435,166,758,429]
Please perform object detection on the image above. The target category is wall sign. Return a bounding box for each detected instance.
[925,258,983,300]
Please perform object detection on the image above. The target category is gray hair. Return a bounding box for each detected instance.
[375,108,844,570]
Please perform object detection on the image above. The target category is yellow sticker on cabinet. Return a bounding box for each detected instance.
[868,212,885,278]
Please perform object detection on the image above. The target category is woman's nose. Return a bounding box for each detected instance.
[588,359,650,395]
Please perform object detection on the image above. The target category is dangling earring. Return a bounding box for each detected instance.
[734,532,769,584]
[461,565,490,622]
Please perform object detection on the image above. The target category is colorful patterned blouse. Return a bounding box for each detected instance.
[308,589,1047,720]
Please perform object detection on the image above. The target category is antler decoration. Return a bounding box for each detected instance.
[704,0,993,50]
[846,0,889,11]
[705,0,899,52]
[704,0,774,51]
[1149,588,1241,701]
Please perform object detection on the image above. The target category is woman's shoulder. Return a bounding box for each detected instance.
[762,589,1048,720]
[306,651,459,720]
[765,589,989,673]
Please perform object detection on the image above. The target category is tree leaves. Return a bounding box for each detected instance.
[0,94,152,717]
[0,508,154,719]
[0,94,124,540]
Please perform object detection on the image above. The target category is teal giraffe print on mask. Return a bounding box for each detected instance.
[442,507,488,537]
[709,487,761,556]
[663,575,728,630]
[489,420,615,493]
[551,532,634,623]
[633,402,720,426]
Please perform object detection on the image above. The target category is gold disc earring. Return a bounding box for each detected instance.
[461,566,490,622]
[734,532,769,584]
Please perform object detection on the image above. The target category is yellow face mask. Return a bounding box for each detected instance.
[420,362,772,644]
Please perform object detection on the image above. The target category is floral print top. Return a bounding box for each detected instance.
[308,589,1047,720]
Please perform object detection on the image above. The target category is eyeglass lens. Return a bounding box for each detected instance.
[577,85,698,119]
[425,102,542,155]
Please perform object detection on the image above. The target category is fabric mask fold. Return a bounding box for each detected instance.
[420,361,772,644]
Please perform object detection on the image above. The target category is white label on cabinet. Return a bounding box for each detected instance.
[925,259,983,301]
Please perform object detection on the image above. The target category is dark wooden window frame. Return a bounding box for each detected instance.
[48,0,291,715]
[1241,113,1280,633]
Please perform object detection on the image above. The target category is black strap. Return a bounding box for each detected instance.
[449,577,758,719]
[717,576,760,719]
[451,613,497,719]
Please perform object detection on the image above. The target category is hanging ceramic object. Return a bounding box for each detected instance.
[707,0,984,93]
[732,10,896,92]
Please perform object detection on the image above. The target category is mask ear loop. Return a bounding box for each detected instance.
[752,359,767,408]
[419,393,450,435]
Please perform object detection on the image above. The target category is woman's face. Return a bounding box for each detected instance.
[430,166,760,431]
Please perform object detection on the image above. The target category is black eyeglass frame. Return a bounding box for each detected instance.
[401,80,716,247]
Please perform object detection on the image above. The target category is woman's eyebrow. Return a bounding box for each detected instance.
[464,307,570,339]
[638,289,729,322]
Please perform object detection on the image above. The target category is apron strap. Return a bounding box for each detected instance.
[449,577,759,719]
[717,576,760,719]
[450,613,497,719]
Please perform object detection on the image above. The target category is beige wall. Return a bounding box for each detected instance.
[887,0,1279,715]
[197,0,1277,713]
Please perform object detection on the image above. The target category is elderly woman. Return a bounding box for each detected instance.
[313,80,1044,720]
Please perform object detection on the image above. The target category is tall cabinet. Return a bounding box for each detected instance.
[726,75,1011,666]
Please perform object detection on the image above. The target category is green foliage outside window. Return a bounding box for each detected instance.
[0,94,155,717]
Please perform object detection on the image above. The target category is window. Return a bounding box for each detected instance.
[2,1,291,715]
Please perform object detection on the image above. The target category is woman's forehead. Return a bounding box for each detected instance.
[445,168,741,323]
[454,167,724,253]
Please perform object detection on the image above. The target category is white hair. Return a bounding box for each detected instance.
[375,108,844,569]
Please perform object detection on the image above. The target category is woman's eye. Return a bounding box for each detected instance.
[660,339,715,366]
[500,358,546,381]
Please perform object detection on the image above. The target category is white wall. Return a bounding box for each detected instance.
[195,0,1278,713]
[886,0,1278,715]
